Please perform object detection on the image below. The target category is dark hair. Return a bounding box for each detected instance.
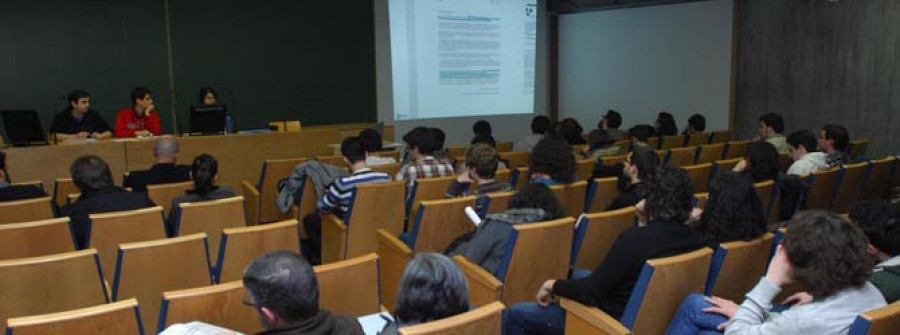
[745,141,779,182]
[656,112,678,136]
[470,134,496,148]
[358,128,383,152]
[394,253,470,325]
[688,114,706,132]
[601,110,622,129]
[508,183,566,219]
[67,90,90,105]
[822,124,850,153]
[555,118,585,145]
[465,144,500,179]
[430,128,446,153]
[403,127,436,155]
[0,151,7,181]
[70,155,114,193]
[628,124,656,143]
[784,210,873,298]
[629,146,659,180]
[130,86,151,105]
[531,115,551,135]
[529,135,576,183]
[243,251,319,323]
[473,120,492,136]
[694,172,765,244]
[198,87,217,104]
[787,129,817,153]
[849,200,900,256]
[189,154,219,196]
[587,129,615,151]
[643,164,693,223]
[759,113,785,134]
[340,136,366,164]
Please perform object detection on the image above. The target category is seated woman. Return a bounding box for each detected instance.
[666,210,886,334]
[732,141,780,183]
[529,135,576,186]
[379,253,470,334]
[692,172,767,247]
[447,183,564,275]
[167,154,237,234]
[581,129,623,159]
[198,87,217,106]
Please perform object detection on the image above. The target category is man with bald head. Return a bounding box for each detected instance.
[124,135,191,192]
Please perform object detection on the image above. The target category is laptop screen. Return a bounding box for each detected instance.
[189,105,227,134]
[1,110,48,146]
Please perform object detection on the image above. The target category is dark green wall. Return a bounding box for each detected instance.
[0,0,376,135]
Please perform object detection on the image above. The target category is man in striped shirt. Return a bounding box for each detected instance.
[317,136,392,217]
[395,127,455,189]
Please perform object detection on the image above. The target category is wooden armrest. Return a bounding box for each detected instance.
[560,298,629,335]
[241,180,260,225]
[376,229,414,313]
[453,255,503,307]
[321,214,347,263]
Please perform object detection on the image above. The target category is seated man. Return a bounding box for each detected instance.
[819,124,851,168]
[358,128,397,166]
[445,144,513,198]
[756,113,789,153]
[606,146,658,211]
[514,115,550,152]
[502,164,706,334]
[529,135,576,186]
[124,135,191,192]
[786,129,829,176]
[0,151,48,201]
[665,210,885,334]
[114,86,161,138]
[599,110,626,141]
[395,127,454,188]
[49,89,112,141]
[684,113,706,135]
[243,251,364,334]
[60,155,155,248]
[582,129,623,159]
[627,124,655,148]
[850,200,900,303]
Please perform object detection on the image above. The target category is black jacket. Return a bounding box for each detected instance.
[124,163,191,192]
[0,184,48,202]
[256,310,363,335]
[60,187,156,248]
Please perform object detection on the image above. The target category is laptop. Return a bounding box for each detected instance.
[1,110,49,146]
[189,105,227,135]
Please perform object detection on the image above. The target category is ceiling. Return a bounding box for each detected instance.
[548,0,714,13]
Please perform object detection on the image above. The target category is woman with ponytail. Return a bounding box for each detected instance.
[167,154,237,233]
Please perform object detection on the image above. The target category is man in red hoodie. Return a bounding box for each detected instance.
[114,86,161,138]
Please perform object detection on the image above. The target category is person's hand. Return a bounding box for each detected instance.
[135,130,152,138]
[781,292,813,306]
[635,200,647,226]
[702,296,738,330]
[146,105,155,115]
[733,159,748,173]
[536,279,557,306]
[765,244,793,287]
[688,207,703,223]
[456,167,472,183]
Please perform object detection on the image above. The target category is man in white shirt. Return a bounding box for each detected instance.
[785,129,829,176]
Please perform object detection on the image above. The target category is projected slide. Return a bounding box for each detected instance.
[390,0,537,120]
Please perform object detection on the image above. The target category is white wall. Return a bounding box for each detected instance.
[374,0,550,146]
[558,0,733,132]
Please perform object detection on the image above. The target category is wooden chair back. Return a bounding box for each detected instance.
[376,229,413,314]
[598,153,628,168]
[684,163,713,193]
[315,155,347,168]
[723,140,750,160]
[612,140,631,150]
[686,133,708,147]
[446,145,468,158]
[586,177,620,212]
[696,143,726,164]
[659,135,685,150]
[713,158,742,176]
[373,150,401,161]
[159,281,260,334]
[550,181,588,217]
[295,176,317,235]
[848,139,869,160]
[112,234,213,334]
[88,206,167,282]
[407,175,458,221]
[624,248,713,334]
[370,162,402,178]
[498,151,530,170]
[6,299,141,335]
[646,137,660,149]
[575,158,595,180]
[314,253,381,317]
[705,233,775,301]
[832,162,869,214]
[848,302,900,335]
[255,158,307,224]
[398,301,505,335]
[709,130,732,144]
[496,141,513,152]
[322,181,405,262]
[499,218,575,305]
[572,208,635,270]
[804,168,841,210]
[572,144,588,157]
[863,157,895,200]
[216,220,300,283]
[146,181,194,217]
[493,169,510,186]
[511,167,530,189]
[753,180,776,221]
[561,298,629,335]
[667,147,697,166]
[53,178,79,209]
[10,181,43,192]
[484,190,515,215]
[0,196,54,225]
[0,218,75,260]
[172,196,246,266]
[0,249,108,329]
[409,197,477,252]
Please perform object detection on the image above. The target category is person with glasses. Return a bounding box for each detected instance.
[606,146,659,211]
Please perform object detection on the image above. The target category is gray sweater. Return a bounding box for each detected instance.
[725,278,886,335]
[449,208,549,275]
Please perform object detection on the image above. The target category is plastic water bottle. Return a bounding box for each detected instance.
[225,114,233,134]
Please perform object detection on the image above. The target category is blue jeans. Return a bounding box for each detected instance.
[502,270,592,335]
[665,293,727,335]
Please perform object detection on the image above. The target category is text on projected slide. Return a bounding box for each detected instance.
[390,0,537,120]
